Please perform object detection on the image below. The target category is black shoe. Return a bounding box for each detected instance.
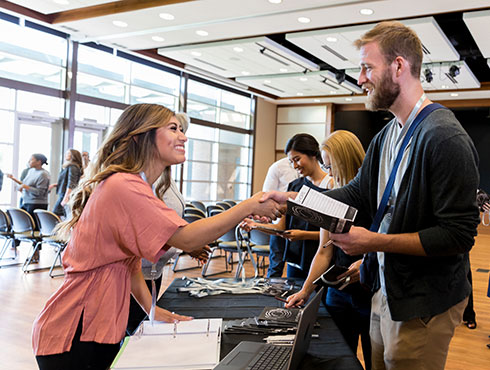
[487,343,490,349]
[465,320,477,329]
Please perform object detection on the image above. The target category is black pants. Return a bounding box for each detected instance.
[126,276,163,335]
[36,315,120,370]
[463,268,476,322]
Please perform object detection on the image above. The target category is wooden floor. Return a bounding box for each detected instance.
[1,225,489,370]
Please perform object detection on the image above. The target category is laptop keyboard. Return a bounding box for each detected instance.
[246,344,292,370]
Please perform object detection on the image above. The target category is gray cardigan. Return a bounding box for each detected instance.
[327,108,480,321]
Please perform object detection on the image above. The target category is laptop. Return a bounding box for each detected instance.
[213,287,324,370]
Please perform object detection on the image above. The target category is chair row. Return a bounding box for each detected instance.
[0,208,65,277]
[185,200,237,218]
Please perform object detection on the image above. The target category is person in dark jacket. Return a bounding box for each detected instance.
[262,21,480,370]
[49,149,83,219]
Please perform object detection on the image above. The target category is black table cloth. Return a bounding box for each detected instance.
[157,278,364,370]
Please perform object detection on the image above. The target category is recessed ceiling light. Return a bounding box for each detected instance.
[280,68,288,73]
[330,91,337,94]
[345,97,353,101]
[241,71,250,75]
[297,92,304,96]
[450,92,459,97]
[268,0,282,3]
[233,47,244,53]
[314,99,321,102]
[159,13,175,20]
[191,51,202,57]
[264,79,271,84]
[441,85,449,89]
[196,30,208,36]
[112,20,128,28]
[53,0,69,4]
[359,8,374,15]
[298,17,311,24]
[152,36,165,42]
[326,36,337,42]
[299,77,308,82]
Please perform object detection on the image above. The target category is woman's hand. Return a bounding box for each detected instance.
[239,218,258,232]
[336,259,362,285]
[154,306,193,323]
[248,192,284,221]
[285,289,310,308]
[49,183,57,191]
[188,245,211,263]
[283,229,305,241]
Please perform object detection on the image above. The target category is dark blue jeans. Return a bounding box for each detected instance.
[267,235,286,278]
[326,287,372,370]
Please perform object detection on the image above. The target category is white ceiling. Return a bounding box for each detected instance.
[3,0,490,104]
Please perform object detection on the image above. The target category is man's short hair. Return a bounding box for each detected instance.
[354,21,423,78]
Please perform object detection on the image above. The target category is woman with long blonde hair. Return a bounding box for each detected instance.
[32,104,281,370]
[286,130,372,369]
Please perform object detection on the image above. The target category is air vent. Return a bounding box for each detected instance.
[444,73,458,84]
[193,58,227,71]
[321,44,348,61]
[262,83,285,93]
[422,43,430,55]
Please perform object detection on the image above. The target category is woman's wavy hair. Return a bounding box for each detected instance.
[64,149,84,177]
[57,103,174,240]
[321,130,365,188]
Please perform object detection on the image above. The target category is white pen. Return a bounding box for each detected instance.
[322,240,334,248]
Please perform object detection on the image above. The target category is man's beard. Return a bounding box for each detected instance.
[364,71,400,111]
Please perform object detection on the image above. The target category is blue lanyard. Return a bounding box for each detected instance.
[370,102,446,232]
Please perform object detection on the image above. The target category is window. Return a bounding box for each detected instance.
[183,82,253,202]
[0,20,67,89]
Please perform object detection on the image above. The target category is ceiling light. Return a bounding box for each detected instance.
[330,91,337,94]
[297,92,304,96]
[299,77,308,82]
[241,71,250,75]
[264,79,271,83]
[191,51,202,57]
[196,30,209,36]
[159,13,175,20]
[345,97,353,101]
[279,68,288,73]
[359,8,374,15]
[314,99,321,102]
[233,47,244,53]
[450,93,459,97]
[298,17,311,24]
[268,0,282,3]
[424,68,433,83]
[112,20,128,28]
[152,36,165,42]
[326,36,337,42]
[441,85,449,89]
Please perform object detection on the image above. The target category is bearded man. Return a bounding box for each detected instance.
[263,21,480,370]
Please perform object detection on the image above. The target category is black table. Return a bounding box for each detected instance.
[157,278,364,370]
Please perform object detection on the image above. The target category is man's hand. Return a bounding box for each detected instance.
[259,191,297,204]
[329,226,378,256]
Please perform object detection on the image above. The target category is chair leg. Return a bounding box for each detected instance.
[49,245,65,278]
[22,241,41,272]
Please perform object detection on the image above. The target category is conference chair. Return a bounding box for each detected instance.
[184,207,206,218]
[171,214,204,272]
[215,201,232,210]
[34,210,66,278]
[7,208,43,273]
[247,228,271,277]
[190,201,206,213]
[0,209,18,264]
[206,204,224,217]
[223,199,237,207]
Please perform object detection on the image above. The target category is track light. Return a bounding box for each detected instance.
[449,65,460,78]
[424,68,433,83]
[335,70,346,84]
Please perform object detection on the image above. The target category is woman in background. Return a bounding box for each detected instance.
[242,133,332,279]
[286,130,372,370]
[32,104,281,370]
[50,149,83,219]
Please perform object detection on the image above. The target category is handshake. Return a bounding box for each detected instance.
[248,190,297,222]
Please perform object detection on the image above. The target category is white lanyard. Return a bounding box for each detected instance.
[140,172,158,325]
